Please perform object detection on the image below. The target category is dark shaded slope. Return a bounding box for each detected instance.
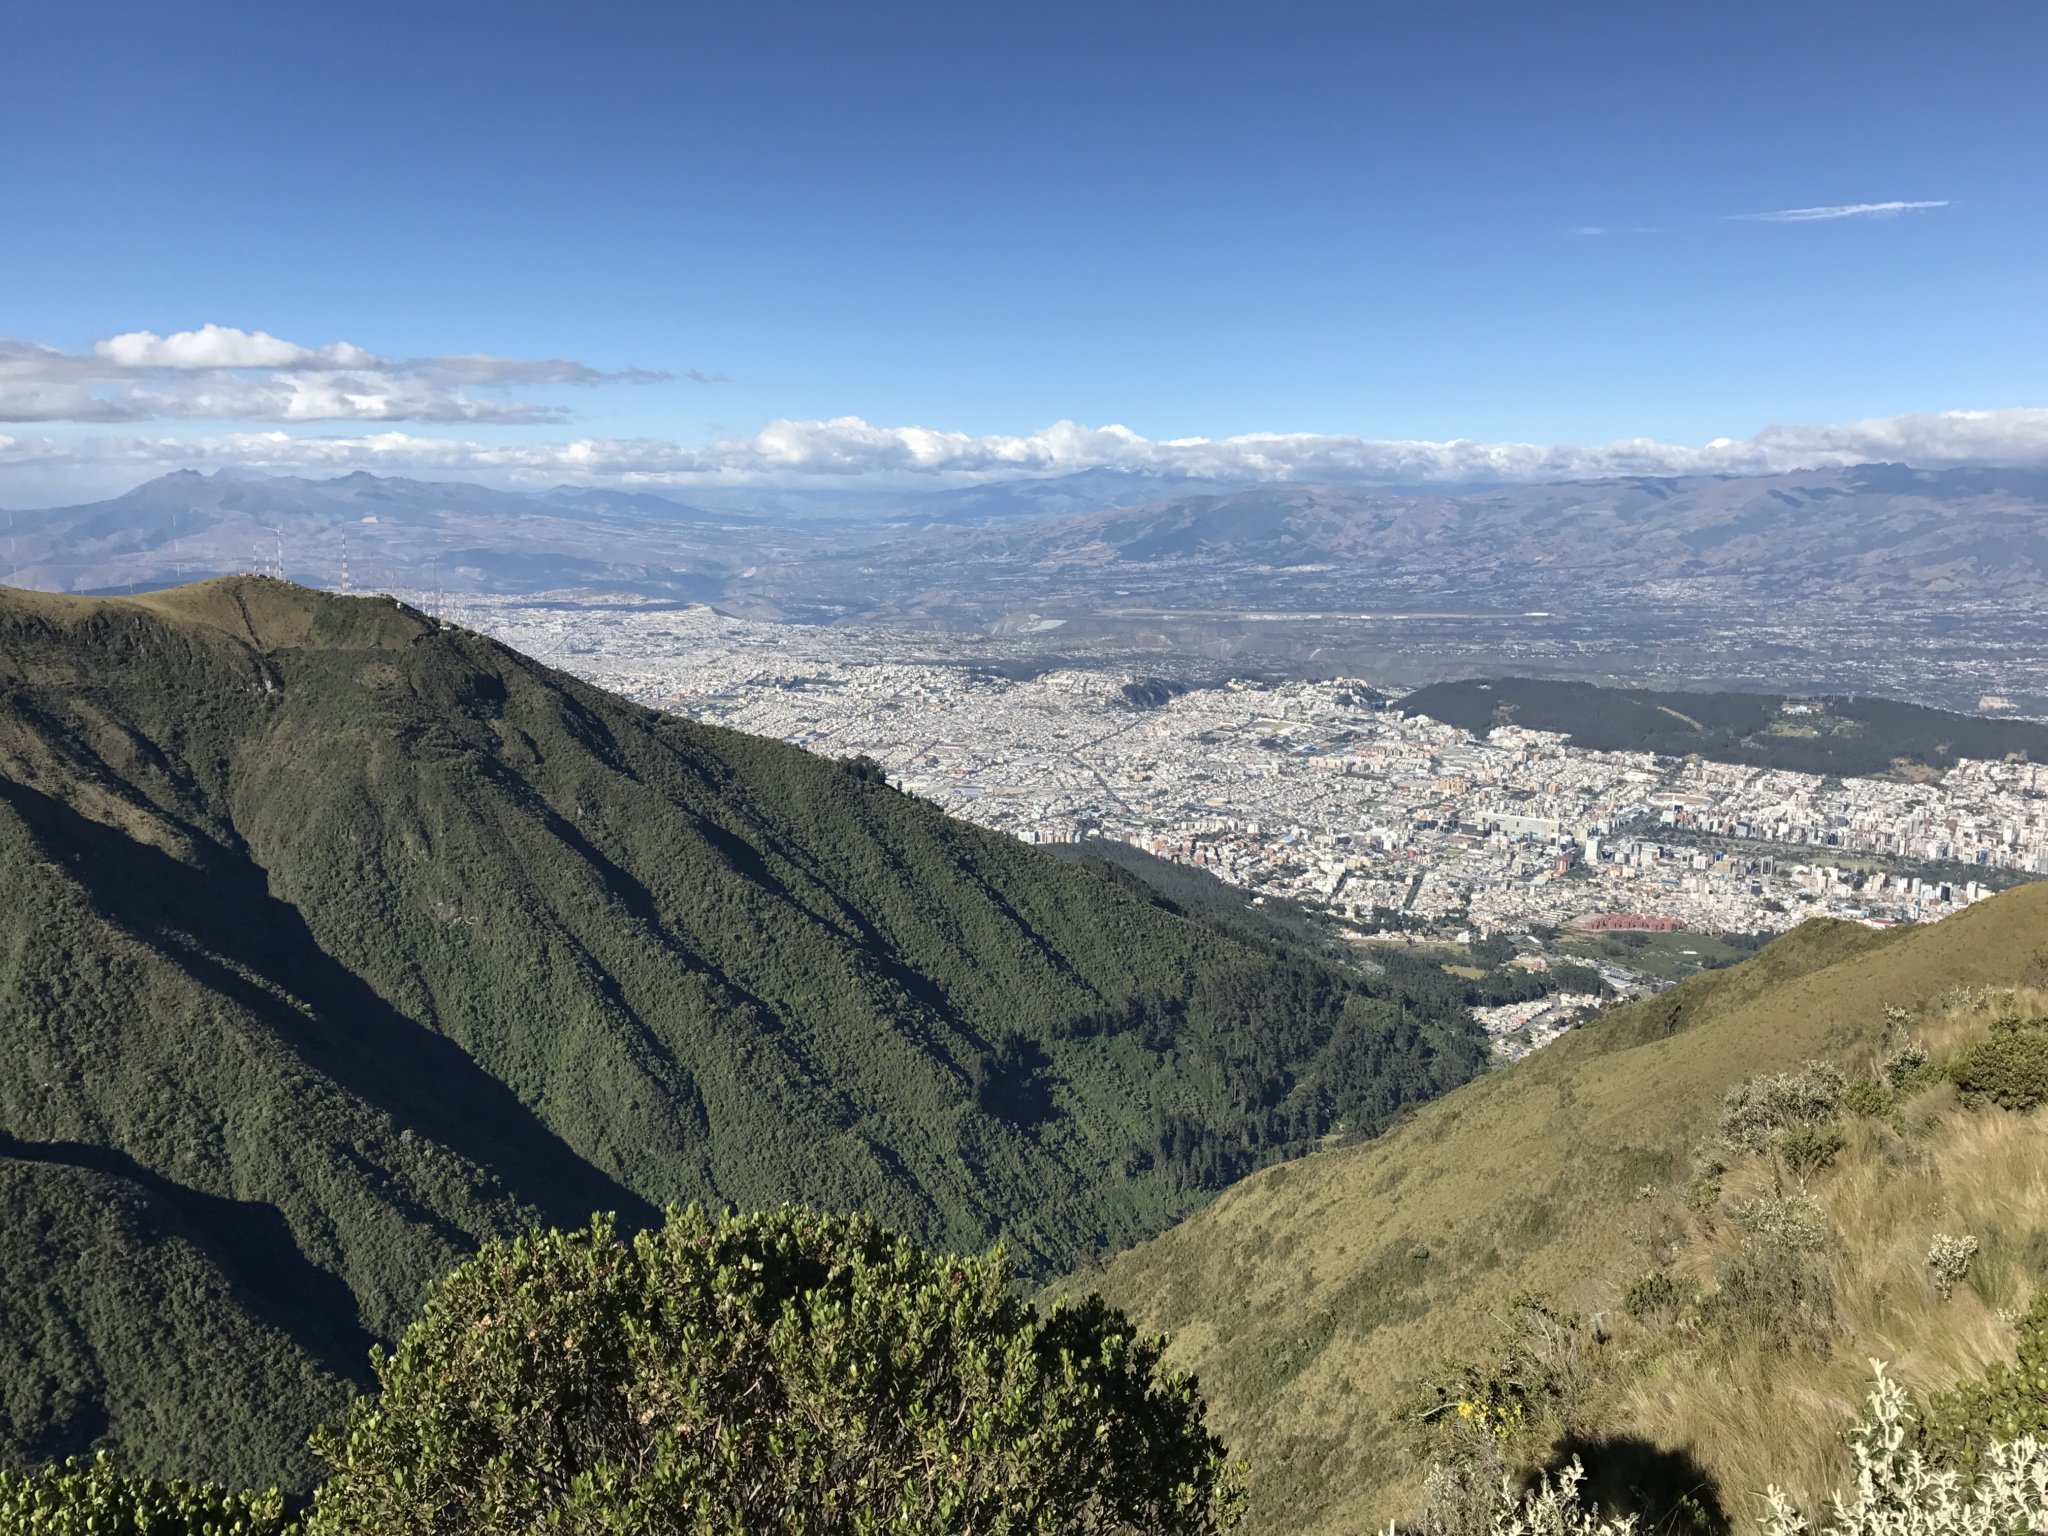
[0,1156,353,1490]
[0,708,632,1486]
[0,578,1485,1486]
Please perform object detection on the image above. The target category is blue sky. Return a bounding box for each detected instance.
[1,0,2043,500]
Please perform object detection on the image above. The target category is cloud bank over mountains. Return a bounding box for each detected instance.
[2,325,2043,499]
[4,407,2045,498]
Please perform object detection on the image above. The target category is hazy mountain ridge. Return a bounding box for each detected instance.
[0,467,1220,598]
[10,464,2048,611]
[964,464,2048,594]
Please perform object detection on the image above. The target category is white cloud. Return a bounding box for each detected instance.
[0,328,676,425]
[95,325,381,370]
[1731,199,1949,223]
[404,354,675,388]
[3,407,2043,495]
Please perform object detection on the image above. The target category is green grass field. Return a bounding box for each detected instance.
[1557,929,1758,980]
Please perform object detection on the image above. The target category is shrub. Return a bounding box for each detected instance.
[1881,1044,1929,1090]
[1760,1364,2048,1536]
[1715,1195,1835,1348]
[1780,1122,1848,1175]
[1410,1445,1511,1536]
[1622,1270,1698,1324]
[305,1205,1243,1535]
[1685,1172,1723,1218]
[1734,1193,1830,1252]
[1720,1063,1845,1155]
[1392,1459,1638,1536]
[1493,1460,1640,1536]
[1919,1291,2048,1474]
[0,1453,292,1536]
[1946,1028,2048,1111]
[1410,1296,1607,1463]
[1926,1233,1979,1301]
[1841,1078,1894,1119]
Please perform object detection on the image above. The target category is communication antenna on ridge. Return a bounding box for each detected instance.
[274,530,285,584]
[340,536,351,596]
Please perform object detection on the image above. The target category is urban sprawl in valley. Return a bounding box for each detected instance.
[449,594,2043,1050]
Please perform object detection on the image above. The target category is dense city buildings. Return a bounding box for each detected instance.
[451,596,2042,950]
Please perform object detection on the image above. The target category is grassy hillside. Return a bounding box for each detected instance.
[0,577,1484,1487]
[1402,676,2048,777]
[1078,882,2048,1534]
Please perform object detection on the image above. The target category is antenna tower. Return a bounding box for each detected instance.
[340,537,351,595]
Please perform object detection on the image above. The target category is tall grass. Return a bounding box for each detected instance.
[1618,995,2048,1517]
[1085,892,2048,1535]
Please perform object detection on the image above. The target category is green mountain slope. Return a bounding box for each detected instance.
[0,577,1484,1487]
[1402,676,2048,777]
[0,1152,362,1491]
[1079,883,2048,1534]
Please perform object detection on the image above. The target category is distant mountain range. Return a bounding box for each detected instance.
[5,469,760,599]
[956,464,2048,595]
[0,466,1226,599]
[0,577,1482,1489]
[8,463,2048,611]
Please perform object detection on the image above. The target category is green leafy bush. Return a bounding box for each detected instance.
[1947,1028,2048,1111]
[0,1453,292,1536]
[1841,1078,1895,1119]
[305,1205,1243,1535]
[1720,1063,1845,1155]
[1779,1122,1848,1174]
[1621,1270,1697,1324]
[1882,1044,1929,1090]
[1918,1291,2048,1474]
